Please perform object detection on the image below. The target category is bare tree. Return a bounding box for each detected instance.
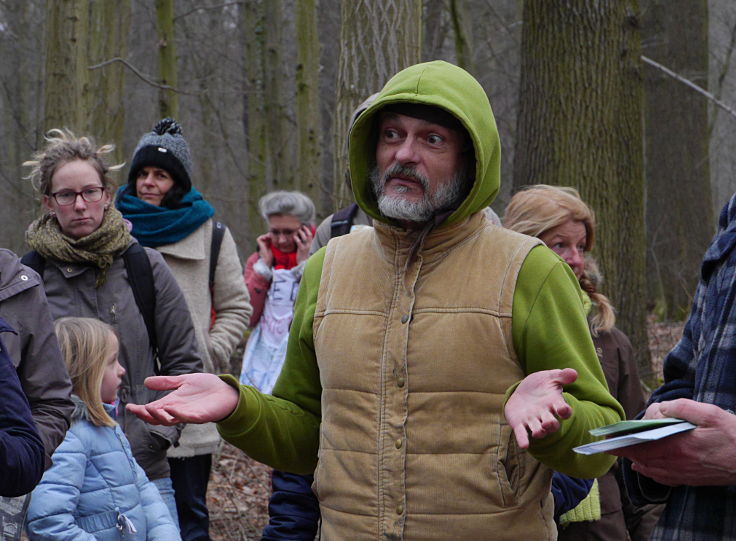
[332,0,422,208]
[295,0,321,205]
[263,0,291,189]
[43,0,89,132]
[87,0,131,165]
[642,0,713,321]
[155,0,178,118]
[514,0,651,379]
[242,0,269,238]
[0,0,45,252]
[449,0,474,74]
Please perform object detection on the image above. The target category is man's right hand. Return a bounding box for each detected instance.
[126,373,239,426]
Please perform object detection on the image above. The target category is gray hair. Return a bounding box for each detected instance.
[259,190,315,225]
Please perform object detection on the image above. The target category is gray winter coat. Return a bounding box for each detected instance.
[37,241,203,480]
[0,248,73,468]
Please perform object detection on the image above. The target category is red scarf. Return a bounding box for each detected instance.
[271,246,298,270]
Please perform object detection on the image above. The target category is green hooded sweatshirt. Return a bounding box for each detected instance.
[218,61,623,479]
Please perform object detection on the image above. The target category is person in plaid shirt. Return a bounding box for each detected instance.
[614,192,736,540]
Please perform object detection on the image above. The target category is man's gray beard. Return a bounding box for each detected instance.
[370,165,467,223]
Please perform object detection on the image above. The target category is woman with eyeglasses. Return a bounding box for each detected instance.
[23,129,203,526]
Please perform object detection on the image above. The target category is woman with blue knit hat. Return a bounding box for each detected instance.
[117,118,251,541]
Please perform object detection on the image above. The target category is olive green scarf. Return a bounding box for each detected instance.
[26,207,132,287]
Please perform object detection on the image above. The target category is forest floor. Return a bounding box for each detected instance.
[207,316,686,541]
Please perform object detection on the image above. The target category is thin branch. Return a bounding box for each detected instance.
[88,57,200,96]
[642,55,736,120]
[174,1,243,21]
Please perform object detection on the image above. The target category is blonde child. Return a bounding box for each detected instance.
[26,317,180,540]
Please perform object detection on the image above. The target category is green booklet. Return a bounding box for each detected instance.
[589,417,687,437]
[573,418,696,455]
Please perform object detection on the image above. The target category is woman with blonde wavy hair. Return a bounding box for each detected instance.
[503,184,658,541]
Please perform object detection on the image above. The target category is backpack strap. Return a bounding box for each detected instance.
[330,203,360,239]
[20,251,45,276]
[21,247,159,369]
[209,220,226,291]
[122,243,158,365]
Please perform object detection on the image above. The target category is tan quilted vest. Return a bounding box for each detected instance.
[312,212,557,540]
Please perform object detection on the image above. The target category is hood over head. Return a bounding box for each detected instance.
[349,60,500,227]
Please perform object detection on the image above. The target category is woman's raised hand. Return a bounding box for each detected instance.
[256,233,274,268]
[295,225,313,264]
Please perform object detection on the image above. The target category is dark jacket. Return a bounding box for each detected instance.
[0,248,73,468]
[261,472,319,541]
[551,473,594,522]
[37,241,203,480]
[0,317,45,497]
[622,193,736,540]
[559,327,659,541]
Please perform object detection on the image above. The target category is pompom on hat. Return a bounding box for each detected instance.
[127,118,192,192]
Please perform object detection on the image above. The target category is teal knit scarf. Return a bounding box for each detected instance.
[115,185,214,247]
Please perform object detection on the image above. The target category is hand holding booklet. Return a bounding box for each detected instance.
[573,417,696,455]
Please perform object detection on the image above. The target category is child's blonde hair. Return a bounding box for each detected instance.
[54,317,119,427]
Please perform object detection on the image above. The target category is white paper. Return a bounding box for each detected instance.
[573,421,696,455]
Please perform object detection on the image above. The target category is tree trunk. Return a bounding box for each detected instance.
[263,0,289,189]
[155,0,178,119]
[514,1,651,380]
[642,0,713,321]
[295,0,321,209]
[333,0,422,208]
[87,0,130,163]
[43,0,89,133]
[0,0,44,253]
[449,0,474,74]
[422,0,450,62]
[243,0,268,238]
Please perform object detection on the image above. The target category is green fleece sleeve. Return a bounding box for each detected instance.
[216,249,326,474]
[510,245,624,477]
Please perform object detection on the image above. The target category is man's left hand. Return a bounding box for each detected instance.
[609,398,736,486]
[504,368,577,449]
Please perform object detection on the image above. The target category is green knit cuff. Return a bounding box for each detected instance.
[559,479,601,526]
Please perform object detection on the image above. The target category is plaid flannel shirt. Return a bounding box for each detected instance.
[625,193,736,540]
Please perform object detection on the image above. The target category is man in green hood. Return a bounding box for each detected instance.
[129,61,623,540]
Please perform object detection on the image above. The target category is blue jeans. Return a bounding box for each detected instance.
[169,455,212,541]
[152,476,179,529]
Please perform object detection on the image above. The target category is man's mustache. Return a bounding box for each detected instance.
[381,165,430,192]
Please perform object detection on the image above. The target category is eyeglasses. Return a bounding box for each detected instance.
[269,228,298,239]
[50,187,105,206]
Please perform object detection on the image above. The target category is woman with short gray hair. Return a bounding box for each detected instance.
[259,191,315,226]
[241,190,315,392]
[242,189,317,541]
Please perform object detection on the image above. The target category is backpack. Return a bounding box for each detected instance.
[20,220,227,355]
[330,203,360,239]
